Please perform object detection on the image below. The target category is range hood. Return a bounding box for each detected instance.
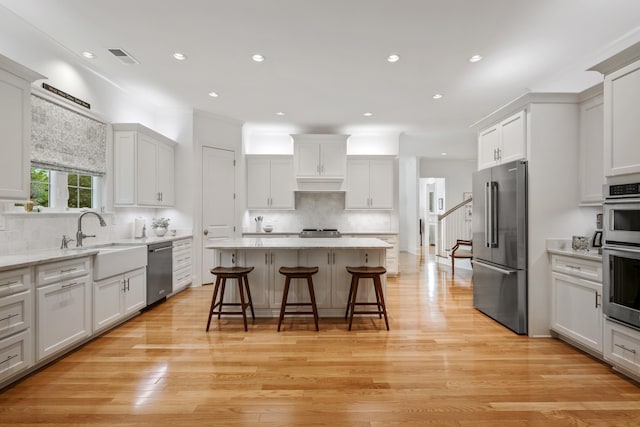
[295,177,344,192]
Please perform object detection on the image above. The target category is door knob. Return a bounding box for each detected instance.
[203,229,208,236]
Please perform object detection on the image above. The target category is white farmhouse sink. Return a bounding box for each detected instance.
[89,244,147,280]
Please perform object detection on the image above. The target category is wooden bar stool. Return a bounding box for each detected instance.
[206,266,255,332]
[278,266,320,332]
[345,266,389,331]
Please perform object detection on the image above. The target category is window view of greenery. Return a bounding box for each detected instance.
[30,168,50,207]
[68,173,93,208]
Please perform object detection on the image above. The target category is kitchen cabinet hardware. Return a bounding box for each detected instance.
[614,343,637,354]
[595,292,601,308]
[265,253,268,264]
[61,268,77,273]
[327,253,330,264]
[61,282,77,289]
[0,280,18,287]
[566,264,581,270]
[231,253,236,264]
[1,354,18,364]
[0,313,19,322]
[203,229,208,235]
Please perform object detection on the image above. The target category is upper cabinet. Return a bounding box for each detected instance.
[346,157,394,209]
[0,55,44,200]
[578,90,604,204]
[589,43,640,177]
[246,156,294,210]
[113,123,176,207]
[477,110,527,170]
[292,134,348,179]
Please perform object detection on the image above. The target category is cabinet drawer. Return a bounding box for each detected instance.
[173,252,193,271]
[173,267,193,288]
[0,268,31,298]
[604,319,640,374]
[0,290,32,340]
[172,238,192,252]
[550,255,602,282]
[36,257,91,287]
[0,329,33,383]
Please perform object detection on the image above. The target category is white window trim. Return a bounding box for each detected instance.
[32,170,104,213]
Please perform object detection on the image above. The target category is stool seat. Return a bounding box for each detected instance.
[345,265,389,331]
[278,266,320,331]
[206,266,255,332]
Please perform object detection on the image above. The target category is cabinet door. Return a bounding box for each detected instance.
[297,250,332,308]
[331,249,370,308]
[579,95,604,204]
[605,62,640,176]
[157,142,174,206]
[0,69,31,200]
[478,125,500,170]
[269,250,299,308]
[94,276,124,332]
[369,159,394,209]
[247,157,271,209]
[0,329,33,383]
[295,143,320,176]
[113,131,136,205]
[123,268,147,315]
[242,250,271,308]
[499,110,526,164]
[136,134,159,205]
[551,272,602,353]
[320,142,346,177]
[269,158,294,209]
[346,159,370,209]
[37,276,91,361]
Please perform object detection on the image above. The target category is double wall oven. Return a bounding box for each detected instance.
[603,183,640,329]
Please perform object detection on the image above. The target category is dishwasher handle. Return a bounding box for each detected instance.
[149,246,172,253]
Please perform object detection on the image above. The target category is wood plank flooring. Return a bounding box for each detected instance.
[1,249,639,426]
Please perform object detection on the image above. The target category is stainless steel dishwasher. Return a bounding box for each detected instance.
[147,241,173,306]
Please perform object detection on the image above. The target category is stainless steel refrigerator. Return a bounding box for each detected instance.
[472,160,527,335]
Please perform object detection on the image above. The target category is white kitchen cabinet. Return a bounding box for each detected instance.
[292,134,348,178]
[477,110,526,170]
[604,318,640,379]
[0,330,33,385]
[550,254,603,355]
[346,158,394,209]
[172,238,193,292]
[246,156,294,209]
[579,92,604,204]
[0,54,43,200]
[93,267,146,333]
[242,250,273,309]
[36,272,91,361]
[113,123,176,207]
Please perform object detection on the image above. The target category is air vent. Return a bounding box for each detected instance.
[108,48,139,64]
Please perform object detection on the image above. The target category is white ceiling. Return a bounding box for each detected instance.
[2,0,640,158]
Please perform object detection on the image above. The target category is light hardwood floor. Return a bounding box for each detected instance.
[1,249,639,426]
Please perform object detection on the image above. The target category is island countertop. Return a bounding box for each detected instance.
[205,237,392,250]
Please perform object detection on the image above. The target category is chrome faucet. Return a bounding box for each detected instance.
[76,211,107,247]
[60,235,75,249]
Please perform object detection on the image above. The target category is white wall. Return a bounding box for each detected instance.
[399,157,419,254]
[420,158,475,211]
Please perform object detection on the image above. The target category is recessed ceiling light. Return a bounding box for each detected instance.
[276,112,285,116]
[208,91,219,98]
[441,152,448,156]
[432,94,443,99]
[363,112,373,117]
[387,54,400,63]
[82,51,95,59]
[252,54,265,62]
[173,52,187,61]
[469,54,483,63]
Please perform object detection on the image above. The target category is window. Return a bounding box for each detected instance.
[67,173,93,209]
[30,168,50,207]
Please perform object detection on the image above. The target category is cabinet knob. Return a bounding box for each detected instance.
[203,229,208,236]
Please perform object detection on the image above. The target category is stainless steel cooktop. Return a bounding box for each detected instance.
[299,228,342,238]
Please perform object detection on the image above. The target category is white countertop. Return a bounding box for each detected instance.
[546,238,602,261]
[241,231,399,236]
[206,237,392,250]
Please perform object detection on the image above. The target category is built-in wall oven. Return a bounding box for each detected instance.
[603,183,640,329]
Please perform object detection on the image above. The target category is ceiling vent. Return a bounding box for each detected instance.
[108,48,139,64]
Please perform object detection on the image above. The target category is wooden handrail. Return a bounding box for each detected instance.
[437,197,472,221]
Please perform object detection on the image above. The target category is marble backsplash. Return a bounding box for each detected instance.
[244,192,397,233]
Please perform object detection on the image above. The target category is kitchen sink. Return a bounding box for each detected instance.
[85,244,148,280]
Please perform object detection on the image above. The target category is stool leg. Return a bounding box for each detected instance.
[243,274,256,319]
[348,277,360,331]
[277,277,291,332]
[374,275,390,331]
[237,276,248,332]
[345,274,356,319]
[373,277,383,319]
[217,278,227,319]
[307,276,319,331]
[206,276,221,331]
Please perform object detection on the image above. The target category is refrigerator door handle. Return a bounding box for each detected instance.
[485,182,491,248]
[471,260,516,275]
[490,181,498,248]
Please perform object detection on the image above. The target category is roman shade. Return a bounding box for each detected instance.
[30,94,106,176]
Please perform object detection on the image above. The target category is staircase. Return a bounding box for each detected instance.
[436,197,473,267]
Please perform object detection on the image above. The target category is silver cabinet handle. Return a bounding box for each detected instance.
[615,343,637,354]
[61,267,77,273]
[0,280,18,287]
[61,282,78,289]
[595,292,601,308]
[265,253,268,264]
[0,313,19,322]
[1,354,18,364]
[566,264,581,270]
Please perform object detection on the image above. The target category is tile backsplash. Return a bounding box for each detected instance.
[245,192,397,233]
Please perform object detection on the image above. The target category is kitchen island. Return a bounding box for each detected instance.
[205,237,391,317]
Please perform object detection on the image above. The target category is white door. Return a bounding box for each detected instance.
[202,147,235,285]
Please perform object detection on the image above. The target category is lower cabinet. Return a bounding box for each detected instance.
[172,238,193,292]
[93,268,146,333]
[0,329,33,383]
[604,318,640,378]
[36,274,92,361]
[551,271,603,353]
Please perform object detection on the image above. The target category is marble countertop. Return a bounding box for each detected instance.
[546,238,602,261]
[206,237,392,250]
[241,231,399,236]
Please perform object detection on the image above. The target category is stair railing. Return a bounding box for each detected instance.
[436,197,472,258]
